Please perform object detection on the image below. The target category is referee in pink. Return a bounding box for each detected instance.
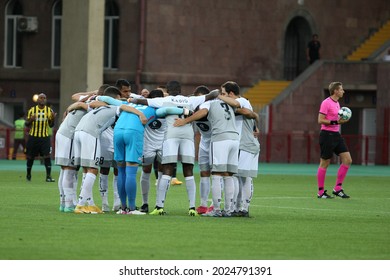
[317,82,352,199]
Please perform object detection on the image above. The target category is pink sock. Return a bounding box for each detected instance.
[334,164,350,191]
[317,167,327,195]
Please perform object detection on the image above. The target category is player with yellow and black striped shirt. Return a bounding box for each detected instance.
[25,93,57,182]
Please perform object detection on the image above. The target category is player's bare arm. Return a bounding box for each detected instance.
[66,101,89,112]
[173,108,208,127]
[128,97,148,105]
[237,108,259,122]
[217,94,240,108]
[89,101,110,109]
[204,89,220,101]
[71,90,98,102]
[119,104,148,124]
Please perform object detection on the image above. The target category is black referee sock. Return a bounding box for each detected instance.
[26,159,34,176]
[44,157,52,177]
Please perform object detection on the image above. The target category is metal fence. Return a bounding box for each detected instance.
[259,132,389,165]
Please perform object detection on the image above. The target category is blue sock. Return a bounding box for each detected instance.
[125,166,138,210]
[117,166,127,208]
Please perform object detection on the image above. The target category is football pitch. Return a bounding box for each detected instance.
[0,160,389,260]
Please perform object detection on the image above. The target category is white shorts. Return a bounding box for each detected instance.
[142,140,162,166]
[54,133,76,167]
[73,131,101,168]
[210,139,239,174]
[161,138,195,165]
[237,150,259,177]
[198,142,210,172]
[100,128,114,168]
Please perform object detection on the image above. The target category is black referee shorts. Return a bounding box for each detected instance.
[319,130,349,160]
[26,136,52,158]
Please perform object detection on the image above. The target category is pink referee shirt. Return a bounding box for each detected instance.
[319,97,340,132]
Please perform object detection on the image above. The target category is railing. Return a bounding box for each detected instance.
[0,128,56,160]
[0,128,388,165]
[259,132,388,165]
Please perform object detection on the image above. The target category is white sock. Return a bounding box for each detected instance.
[58,169,64,207]
[79,172,86,202]
[62,170,74,208]
[223,176,234,213]
[211,175,223,211]
[185,176,196,209]
[81,172,87,186]
[241,177,253,212]
[232,176,240,212]
[157,171,163,186]
[99,174,109,205]
[140,171,151,204]
[200,176,210,207]
[156,175,171,208]
[78,173,96,206]
[73,171,79,205]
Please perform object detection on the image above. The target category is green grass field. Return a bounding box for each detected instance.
[0,160,389,260]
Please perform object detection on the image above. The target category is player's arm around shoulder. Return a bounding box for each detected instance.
[119,104,147,124]
[71,90,98,102]
[236,108,258,122]
[128,97,148,105]
[204,89,220,101]
[218,94,240,108]
[173,108,208,127]
[66,101,88,114]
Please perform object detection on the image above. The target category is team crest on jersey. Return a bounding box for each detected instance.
[196,122,210,132]
[149,119,162,129]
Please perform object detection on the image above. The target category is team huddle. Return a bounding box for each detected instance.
[54,80,260,217]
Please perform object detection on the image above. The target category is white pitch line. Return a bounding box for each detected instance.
[249,204,390,215]
[253,197,311,199]
[252,197,390,200]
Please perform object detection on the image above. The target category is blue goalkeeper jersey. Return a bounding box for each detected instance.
[115,103,157,132]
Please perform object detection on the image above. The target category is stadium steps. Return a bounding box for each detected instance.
[347,20,390,61]
[243,80,291,109]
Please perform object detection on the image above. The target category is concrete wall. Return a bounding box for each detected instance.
[2,0,388,101]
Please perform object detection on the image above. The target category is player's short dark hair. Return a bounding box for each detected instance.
[103,86,121,98]
[166,80,181,95]
[193,85,210,96]
[98,84,111,95]
[222,81,240,96]
[148,89,164,99]
[115,79,130,89]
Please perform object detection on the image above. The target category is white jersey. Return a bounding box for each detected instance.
[142,117,166,164]
[57,109,87,139]
[75,105,118,138]
[236,97,260,154]
[144,117,166,147]
[194,116,212,152]
[200,99,239,142]
[147,95,206,140]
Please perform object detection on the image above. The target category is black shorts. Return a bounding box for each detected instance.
[319,130,348,160]
[26,136,52,157]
